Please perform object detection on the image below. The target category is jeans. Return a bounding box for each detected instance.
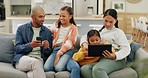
[44,46,75,72]
[81,58,125,78]
[66,58,80,78]
[44,46,80,78]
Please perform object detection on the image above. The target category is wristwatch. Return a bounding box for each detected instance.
[127,0,142,3]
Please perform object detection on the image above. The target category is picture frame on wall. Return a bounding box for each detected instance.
[112,2,125,12]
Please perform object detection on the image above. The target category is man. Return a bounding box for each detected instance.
[12,6,53,78]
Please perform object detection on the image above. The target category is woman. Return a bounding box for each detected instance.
[80,9,131,78]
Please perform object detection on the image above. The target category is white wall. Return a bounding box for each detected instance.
[126,0,148,13]
[105,0,148,13]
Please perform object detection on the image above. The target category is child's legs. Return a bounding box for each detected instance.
[80,63,96,78]
[92,58,125,78]
[44,47,60,71]
[66,59,80,78]
[55,49,75,71]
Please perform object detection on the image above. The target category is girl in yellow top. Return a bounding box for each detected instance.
[73,29,115,66]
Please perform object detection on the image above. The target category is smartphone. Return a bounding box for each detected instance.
[36,36,42,42]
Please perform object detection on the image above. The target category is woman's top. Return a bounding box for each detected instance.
[50,23,78,53]
[80,26,131,60]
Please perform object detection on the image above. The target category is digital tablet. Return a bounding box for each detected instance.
[88,44,112,57]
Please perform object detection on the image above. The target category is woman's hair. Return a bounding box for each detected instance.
[57,6,76,28]
[87,29,101,44]
[99,9,118,32]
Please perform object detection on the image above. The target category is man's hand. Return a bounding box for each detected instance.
[30,40,42,48]
[42,40,50,49]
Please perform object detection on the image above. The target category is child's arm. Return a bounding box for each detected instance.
[72,48,85,62]
[58,26,78,54]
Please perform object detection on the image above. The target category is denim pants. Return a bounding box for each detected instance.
[44,46,75,72]
[81,58,125,78]
[44,46,80,78]
[66,58,80,78]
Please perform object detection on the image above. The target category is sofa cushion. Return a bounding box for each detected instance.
[127,42,141,62]
[45,71,55,78]
[133,48,148,78]
[109,67,138,78]
[0,35,15,63]
[0,62,27,78]
[55,71,70,78]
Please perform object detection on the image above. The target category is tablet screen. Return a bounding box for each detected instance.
[88,44,112,57]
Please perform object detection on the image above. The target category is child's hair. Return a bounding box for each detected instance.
[58,6,76,28]
[99,9,118,32]
[87,29,101,44]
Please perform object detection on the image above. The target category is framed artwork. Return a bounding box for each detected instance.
[112,2,125,12]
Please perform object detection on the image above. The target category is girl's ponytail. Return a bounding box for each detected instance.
[115,20,118,28]
[99,26,105,32]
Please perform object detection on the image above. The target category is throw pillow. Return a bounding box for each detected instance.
[0,35,15,63]
[127,42,141,62]
[128,40,133,44]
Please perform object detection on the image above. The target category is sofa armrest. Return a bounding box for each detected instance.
[133,48,148,78]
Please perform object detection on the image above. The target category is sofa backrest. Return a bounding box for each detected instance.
[0,32,15,63]
[74,36,81,49]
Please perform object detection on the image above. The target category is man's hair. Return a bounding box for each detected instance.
[31,6,44,16]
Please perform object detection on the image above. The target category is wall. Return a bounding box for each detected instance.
[105,0,148,13]
[4,0,148,33]
[126,0,148,13]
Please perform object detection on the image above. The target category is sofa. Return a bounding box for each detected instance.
[0,32,148,78]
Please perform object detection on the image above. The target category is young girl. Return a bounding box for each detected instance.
[73,29,115,66]
[44,6,80,78]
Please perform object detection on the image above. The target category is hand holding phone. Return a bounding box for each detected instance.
[36,37,42,42]
[30,37,42,48]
